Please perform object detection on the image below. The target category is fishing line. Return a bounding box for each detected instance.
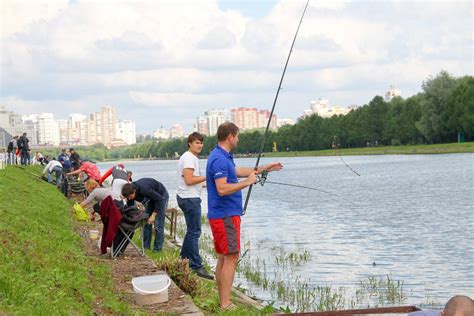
[333,136,361,177]
[243,0,310,215]
[253,170,352,204]
[264,180,346,201]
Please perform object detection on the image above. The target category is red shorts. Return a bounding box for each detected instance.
[209,216,241,255]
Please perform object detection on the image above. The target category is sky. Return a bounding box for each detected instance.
[1,0,472,134]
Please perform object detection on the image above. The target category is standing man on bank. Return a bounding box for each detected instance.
[69,148,80,170]
[177,132,213,280]
[6,136,18,165]
[58,148,72,172]
[206,122,283,310]
[18,133,29,166]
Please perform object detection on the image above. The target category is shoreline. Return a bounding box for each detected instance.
[31,142,473,164]
[98,142,474,162]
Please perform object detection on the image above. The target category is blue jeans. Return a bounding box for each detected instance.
[143,191,169,251]
[177,195,203,270]
[47,166,63,187]
[20,151,29,165]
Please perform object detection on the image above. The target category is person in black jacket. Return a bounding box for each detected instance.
[18,133,30,165]
[7,136,18,165]
[69,148,80,170]
[121,178,169,252]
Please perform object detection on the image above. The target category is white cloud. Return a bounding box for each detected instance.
[0,0,472,133]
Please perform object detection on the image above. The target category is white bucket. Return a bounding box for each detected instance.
[132,274,171,305]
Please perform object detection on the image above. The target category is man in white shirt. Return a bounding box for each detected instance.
[42,158,63,188]
[177,132,213,280]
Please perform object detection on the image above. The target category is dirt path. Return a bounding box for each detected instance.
[76,223,203,315]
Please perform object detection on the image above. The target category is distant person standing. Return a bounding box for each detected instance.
[58,148,72,172]
[176,132,213,279]
[6,136,18,165]
[0,148,6,169]
[69,148,80,170]
[17,133,30,165]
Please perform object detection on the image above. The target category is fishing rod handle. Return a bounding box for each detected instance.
[243,183,254,214]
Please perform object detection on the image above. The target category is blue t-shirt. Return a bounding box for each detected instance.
[206,145,242,219]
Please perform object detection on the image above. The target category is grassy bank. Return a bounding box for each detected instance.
[263,142,474,158]
[0,166,128,314]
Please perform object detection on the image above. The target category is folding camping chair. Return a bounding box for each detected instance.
[63,174,88,200]
[110,202,149,258]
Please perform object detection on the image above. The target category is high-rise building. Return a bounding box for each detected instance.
[231,107,258,130]
[276,118,295,128]
[257,109,277,129]
[79,120,89,145]
[304,98,353,118]
[68,113,87,128]
[230,107,277,130]
[100,106,117,146]
[310,98,329,116]
[170,124,184,139]
[154,126,170,140]
[206,109,230,136]
[87,113,98,145]
[196,116,209,136]
[36,113,60,146]
[0,106,12,130]
[385,85,401,101]
[0,106,36,146]
[83,106,117,146]
[0,105,129,147]
[117,120,137,145]
[21,115,38,145]
[57,119,69,145]
[0,108,12,147]
[67,113,86,145]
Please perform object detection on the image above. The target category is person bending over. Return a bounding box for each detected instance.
[121,178,169,252]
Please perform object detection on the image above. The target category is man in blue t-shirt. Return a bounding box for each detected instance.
[206,122,283,310]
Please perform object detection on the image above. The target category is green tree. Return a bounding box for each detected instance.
[416,70,458,143]
[444,76,474,141]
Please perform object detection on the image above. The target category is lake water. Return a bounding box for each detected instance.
[98,153,474,309]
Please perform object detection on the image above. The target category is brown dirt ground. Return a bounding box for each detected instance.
[74,213,203,315]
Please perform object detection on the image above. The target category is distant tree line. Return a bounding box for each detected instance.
[38,71,473,161]
[108,71,472,159]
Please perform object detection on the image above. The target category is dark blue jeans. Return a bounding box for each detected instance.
[47,166,63,188]
[177,195,203,270]
[20,151,29,165]
[143,191,169,251]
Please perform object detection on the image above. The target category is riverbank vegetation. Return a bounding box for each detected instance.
[36,71,472,161]
[0,166,129,314]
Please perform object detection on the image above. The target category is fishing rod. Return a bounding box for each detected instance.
[243,0,310,215]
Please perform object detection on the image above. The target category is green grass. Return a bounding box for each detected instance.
[263,142,474,158]
[0,165,129,315]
